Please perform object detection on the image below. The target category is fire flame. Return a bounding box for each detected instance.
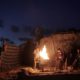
[39,45,49,60]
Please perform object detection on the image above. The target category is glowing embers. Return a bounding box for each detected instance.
[39,45,49,60]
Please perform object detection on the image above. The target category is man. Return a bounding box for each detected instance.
[33,48,40,69]
[56,48,64,70]
[72,49,80,70]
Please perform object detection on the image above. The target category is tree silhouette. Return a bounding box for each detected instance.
[0,37,14,51]
[22,25,32,34]
[32,26,44,42]
[0,20,4,28]
[11,25,20,33]
[0,46,2,55]
[68,27,77,33]
[18,37,28,42]
[9,41,15,44]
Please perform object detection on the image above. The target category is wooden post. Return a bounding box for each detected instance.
[64,58,67,70]
[34,57,37,69]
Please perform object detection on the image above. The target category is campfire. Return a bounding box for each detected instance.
[39,45,49,60]
[34,45,49,70]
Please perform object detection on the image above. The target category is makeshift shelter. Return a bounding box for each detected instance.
[34,32,80,70]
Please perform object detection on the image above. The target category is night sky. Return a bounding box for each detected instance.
[0,0,80,45]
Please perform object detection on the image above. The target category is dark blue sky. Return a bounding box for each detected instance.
[0,0,80,45]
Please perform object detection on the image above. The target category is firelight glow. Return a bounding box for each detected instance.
[39,45,49,60]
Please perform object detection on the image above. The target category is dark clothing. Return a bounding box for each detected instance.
[75,53,80,69]
[56,50,64,70]
[67,53,73,66]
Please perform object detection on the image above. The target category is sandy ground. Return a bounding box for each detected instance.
[17,67,80,80]
[0,67,80,80]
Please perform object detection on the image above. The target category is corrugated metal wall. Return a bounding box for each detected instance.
[1,43,20,71]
